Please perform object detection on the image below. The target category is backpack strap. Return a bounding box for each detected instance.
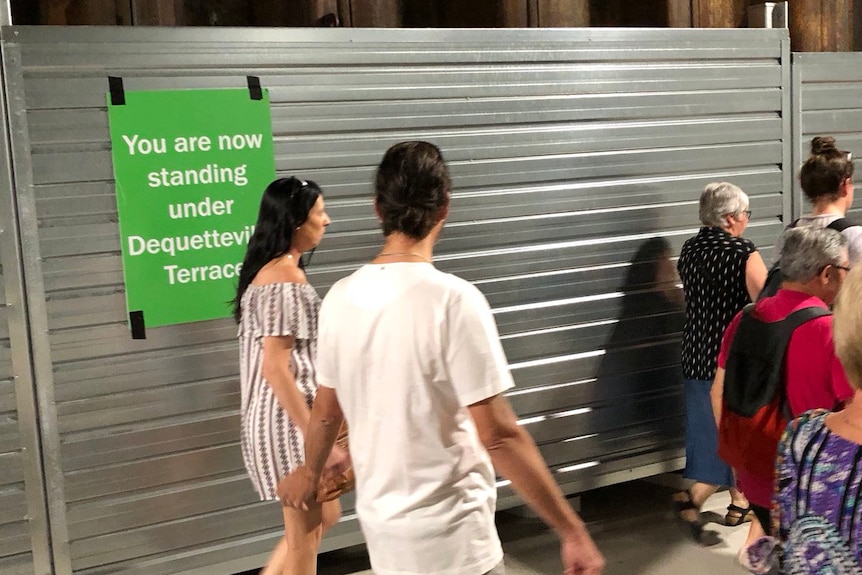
[773,306,832,419]
[826,217,853,233]
[733,304,831,419]
[775,306,831,340]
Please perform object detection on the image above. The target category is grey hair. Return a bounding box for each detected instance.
[779,226,848,283]
[698,182,749,227]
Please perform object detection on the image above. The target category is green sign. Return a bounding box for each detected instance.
[107,88,276,329]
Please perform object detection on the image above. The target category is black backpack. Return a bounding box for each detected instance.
[718,303,831,477]
[758,217,853,301]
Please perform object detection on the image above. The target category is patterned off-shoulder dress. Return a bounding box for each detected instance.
[238,282,320,500]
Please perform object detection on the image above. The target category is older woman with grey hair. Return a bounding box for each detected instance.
[673,182,768,543]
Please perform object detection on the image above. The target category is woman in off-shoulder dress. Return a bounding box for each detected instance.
[233,177,344,575]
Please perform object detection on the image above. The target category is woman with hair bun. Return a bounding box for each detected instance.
[233,177,344,575]
[793,136,862,265]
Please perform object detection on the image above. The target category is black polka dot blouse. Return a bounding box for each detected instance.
[677,226,756,381]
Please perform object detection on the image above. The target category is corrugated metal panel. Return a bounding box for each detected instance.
[0,24,51,575]
[792,52,862,225]
[2,26,791,575]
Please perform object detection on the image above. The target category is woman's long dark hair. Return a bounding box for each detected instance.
[232,177,322,321]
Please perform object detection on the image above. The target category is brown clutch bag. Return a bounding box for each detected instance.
[315,423,355,502]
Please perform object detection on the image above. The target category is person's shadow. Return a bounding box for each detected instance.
[595,237,687,446]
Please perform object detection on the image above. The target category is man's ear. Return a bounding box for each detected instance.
[438,204,449,223]
[373,200,383,221]
[819,265,834,287]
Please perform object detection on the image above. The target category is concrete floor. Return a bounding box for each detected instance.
[315,474,751,575]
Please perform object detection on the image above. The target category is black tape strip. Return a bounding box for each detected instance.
[129,310,146,339]
[109,76,126,106]
[247,76,262,101]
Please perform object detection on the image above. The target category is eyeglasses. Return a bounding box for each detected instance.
[833,264,852,273]
[741,210,752,219]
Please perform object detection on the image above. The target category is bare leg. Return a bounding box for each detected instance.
[282,501,324,575]
[262,500,340,575]
[321,499,342,536]
[729,488,749,507]
[260,536,288,575]
[744,515,766,547]
[737,516,770,570]
[674,481,719,523]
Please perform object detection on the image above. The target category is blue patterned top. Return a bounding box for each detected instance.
[774,410,862,574]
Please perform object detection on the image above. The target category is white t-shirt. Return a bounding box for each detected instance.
[317,262,515,575]
[775,214,862,266]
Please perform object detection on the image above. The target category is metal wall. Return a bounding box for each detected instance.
[0,26,791,575]
[792,52,862,223]
[0,26,51,575]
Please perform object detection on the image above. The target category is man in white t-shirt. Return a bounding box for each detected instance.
[278,141,604,575]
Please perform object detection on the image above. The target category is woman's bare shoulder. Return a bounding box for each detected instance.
[251,259,307,286]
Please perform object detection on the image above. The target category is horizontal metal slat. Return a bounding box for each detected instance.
[61,414,239,471]
[0,520,31,559]
[539,418,685,467]
[49,321,236,365]
[801,110,862,135]
[0,452,23,485]
[0,418,22,455]
[273,89,783,134]
[35,182,117,220]
[65,444,244,502]
[21,41,783,75]
[292,141,783,193]
[54,346,237,400]
[11,24,784,51]
[799,84,862,112]
[0,486,27,527]
[66,476,263,541]
[522,390,685,444]
[501,321,615,364]
[69,501,359,572]
[508,359,683,417]
[278,116,784,171]
[792,53,862,83]
[0,380,15,413]
[0,552,35,575]
[57,381,238,434]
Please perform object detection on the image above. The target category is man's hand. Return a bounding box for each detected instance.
[315,445,354,502]
[561,531,605,575]
[276,466,317,511]
[323,444,350,478]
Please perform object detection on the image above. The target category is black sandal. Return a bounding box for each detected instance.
[672,489,704,542]
[725,503,754,526]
